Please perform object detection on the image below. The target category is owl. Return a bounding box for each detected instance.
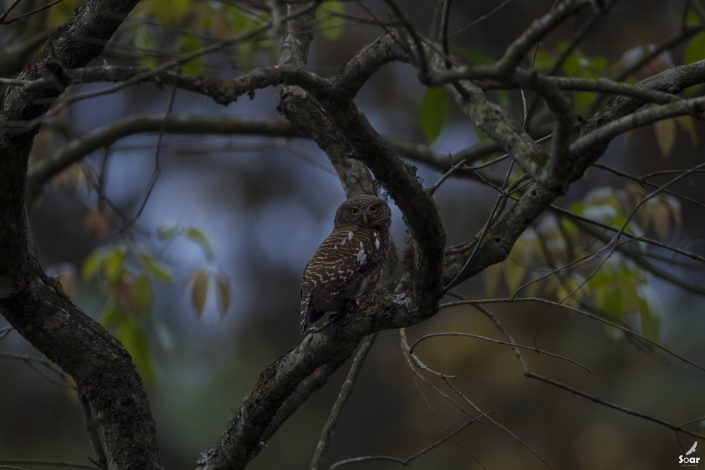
[300,195,392,333]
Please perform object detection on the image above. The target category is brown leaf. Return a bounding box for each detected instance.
[216,272,231,319]
[190,270,210,316]
[84,208,113,238]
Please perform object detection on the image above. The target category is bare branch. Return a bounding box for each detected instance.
[310,334,377,470]
[329,418,476,469]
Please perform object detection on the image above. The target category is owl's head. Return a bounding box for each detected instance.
[334,195,391,229]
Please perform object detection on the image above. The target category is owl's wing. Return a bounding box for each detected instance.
[299,228,364,328]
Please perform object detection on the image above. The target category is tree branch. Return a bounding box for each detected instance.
[309,334,377,470]
[0,1,162,468]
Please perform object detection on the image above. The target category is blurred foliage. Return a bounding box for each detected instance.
[4,1,705,469]
[78,224,229,381]
[316,0,345,41]
[419,87,451,143]
[485,183,683,342]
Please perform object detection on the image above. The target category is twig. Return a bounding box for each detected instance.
[0,459,98,470]
[328,418,476,469]
[310,333,377,470]
[463,297,705,374]
[410,332,595,373]
[527,371,705,441]
[0,0,64,25]
[0,0,21,23]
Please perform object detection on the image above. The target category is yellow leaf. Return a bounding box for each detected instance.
[504,262,525,294]
[484,263,502,296]
[83,252,102,280]
[190,270,210,316]
[651,203,671,240]
[653,118,675,157]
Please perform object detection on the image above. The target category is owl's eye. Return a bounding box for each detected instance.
[369,205,378,213]
[351,208,360,215]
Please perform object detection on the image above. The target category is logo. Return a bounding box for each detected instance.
[680,441,700,467]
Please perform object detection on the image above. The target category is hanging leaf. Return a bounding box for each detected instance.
[139,254,174,282]
[316,0,345,40]
[156,224,179,240]
[676,116,697,146]
[503,262,525,294]
[186,227,214,260]
[216,272,231,318]
[83,252,102,280]
[419,87,450,143]
[483,263,502,296]
[684,32,705,64]
[100,304,125,329]
[132,25,159,68]
[150,0,190,25]
[190,270,210,316]
[131,275,154,315]
[651,202,672,239]
[653,118,675,157]
[47,0,81,27]
[177,35,204,76]
[104,251,125,282]
[117,319,155,382]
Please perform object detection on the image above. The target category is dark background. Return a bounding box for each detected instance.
[1,1,704,469]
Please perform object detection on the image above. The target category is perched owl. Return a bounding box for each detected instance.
[300,195,391,333]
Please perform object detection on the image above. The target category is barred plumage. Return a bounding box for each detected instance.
[300,195,391,333]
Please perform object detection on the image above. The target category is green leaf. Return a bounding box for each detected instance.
[462,48,495,66]
[685,32,705,64]
[639,300,659,340]
[132,275,153,315]
[190,269,210,316]
[150,0,190,25]
[534,50,555,71]
[139,254,174,283]
[316,0,345,40]
[186,227,214,260]
[653,118,676,156]
[156,224,179,240]
[117,319,155,382]
[82,252,102,280]
[419,87,450,143]
[132,25,159,68]
[601,288,623,318]
[47,0,80,28]
[104,251,125,282]
[177,35,204,76]
[686,12,701,27]
[100,304,125,328]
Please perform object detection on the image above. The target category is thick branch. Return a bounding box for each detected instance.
[27,114,300,201]
[444,61,705,286]
[0,1,162,468]
[67,64,331,106]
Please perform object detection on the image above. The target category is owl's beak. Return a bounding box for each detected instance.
[363,213,368,225]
